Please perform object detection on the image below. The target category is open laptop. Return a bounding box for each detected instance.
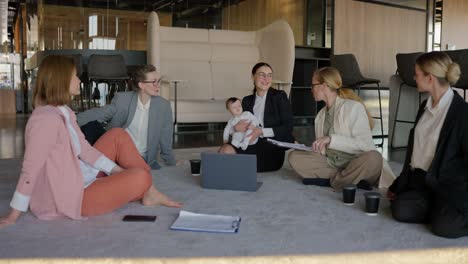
[201,152,262,192]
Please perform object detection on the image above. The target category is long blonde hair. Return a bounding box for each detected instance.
[314,67,374,129]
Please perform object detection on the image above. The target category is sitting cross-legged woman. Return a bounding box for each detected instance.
[288,67,395,190]
[388,51,468,238]
[0,55,181,228]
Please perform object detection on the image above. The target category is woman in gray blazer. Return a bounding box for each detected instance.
[77,65,175,170]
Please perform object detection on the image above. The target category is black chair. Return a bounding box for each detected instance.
[330,54,384,147]
[390,52,424,149]
[87,54,129,108]
[66,54,85,111]
[445,49,468,99]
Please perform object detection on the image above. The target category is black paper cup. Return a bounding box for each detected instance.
[343,185,357,205]
[190,159,201,176]
[364,192,381,215]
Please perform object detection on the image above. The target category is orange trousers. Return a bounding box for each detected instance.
[81,128,152,216]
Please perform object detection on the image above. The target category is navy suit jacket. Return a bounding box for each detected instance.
[390,91,468,214]
[241,88,294,143]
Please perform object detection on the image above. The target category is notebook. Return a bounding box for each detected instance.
[170,210,241,233]
[201,152,262,192]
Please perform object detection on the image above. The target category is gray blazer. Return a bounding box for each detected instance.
[77,91,175,169]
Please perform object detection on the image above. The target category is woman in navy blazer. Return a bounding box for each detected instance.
[219,62,294,172]
[388,51,468,238]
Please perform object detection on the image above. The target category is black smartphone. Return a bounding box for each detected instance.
[122,215,157,222]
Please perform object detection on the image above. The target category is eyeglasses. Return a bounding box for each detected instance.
[311,83,323,87]
[141,78,162,86]
[256,72,273,79]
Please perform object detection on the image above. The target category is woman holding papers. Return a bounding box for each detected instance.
[218,62,294,172]
[0,56,181,228]
[288,67,394,190]
[388,51,468,238]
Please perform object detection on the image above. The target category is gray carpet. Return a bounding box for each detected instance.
[1,148,467,258]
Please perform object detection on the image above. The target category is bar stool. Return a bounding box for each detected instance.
[446,49,468,99]
[390,52,423,149]
[87,54,129,108]
[330,54,384,147]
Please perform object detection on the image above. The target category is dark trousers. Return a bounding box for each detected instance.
[233,138,285,172]
[391,170,468,238]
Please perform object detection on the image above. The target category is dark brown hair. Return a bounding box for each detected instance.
[225,97,240,109]
[251,62,273,94]
[129,64,157,91]
[32,55,75,108]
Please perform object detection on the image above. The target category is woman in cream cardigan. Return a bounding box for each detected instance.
[288,67,394,190]
[0,55,181,228]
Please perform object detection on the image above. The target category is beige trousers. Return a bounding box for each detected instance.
[288,150,383,190]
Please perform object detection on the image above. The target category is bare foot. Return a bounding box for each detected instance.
[142,186,183,208]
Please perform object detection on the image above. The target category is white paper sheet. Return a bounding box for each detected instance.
[170,210,241,233]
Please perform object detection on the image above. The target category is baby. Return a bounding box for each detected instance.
[223,97,260,150]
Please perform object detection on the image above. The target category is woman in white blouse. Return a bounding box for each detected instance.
[388,51,468,238]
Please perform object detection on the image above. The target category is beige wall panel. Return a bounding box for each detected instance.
[334,0,426,87]
[222,0,304,45]
[442,0,468,50]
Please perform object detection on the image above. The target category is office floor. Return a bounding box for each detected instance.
[0,113,407,164]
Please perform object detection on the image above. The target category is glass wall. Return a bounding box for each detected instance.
[24,0,331,52]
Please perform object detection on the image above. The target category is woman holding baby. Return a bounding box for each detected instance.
[218,62,295,172]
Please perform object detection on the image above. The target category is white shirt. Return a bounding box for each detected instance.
[253,91,274,137]
[58,107,116,188]
[411,88,454,171]
[125,97,150,157]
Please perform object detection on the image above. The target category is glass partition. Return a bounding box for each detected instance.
[29,0,332,51]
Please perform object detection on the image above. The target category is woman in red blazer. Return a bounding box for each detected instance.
[0,55,181,228]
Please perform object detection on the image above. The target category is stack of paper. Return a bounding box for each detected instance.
[170,210,241,233]
[267,138,313,152]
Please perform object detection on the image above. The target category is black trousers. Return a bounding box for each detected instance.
[232,138,285,172]
[391,170,468,238]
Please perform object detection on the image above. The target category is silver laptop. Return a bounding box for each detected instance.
[201,152,262,192]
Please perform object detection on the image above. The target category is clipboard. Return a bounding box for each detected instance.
[170,210,241,233]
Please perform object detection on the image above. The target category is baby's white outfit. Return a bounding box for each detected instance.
[223,111,260,150]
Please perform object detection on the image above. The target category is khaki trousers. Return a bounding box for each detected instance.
[288,150,383,190]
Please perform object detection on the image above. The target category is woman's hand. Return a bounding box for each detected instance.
[0,209,21,228]
[234,120,250,132]
[312,136,331,153]
[249,127,263,144]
